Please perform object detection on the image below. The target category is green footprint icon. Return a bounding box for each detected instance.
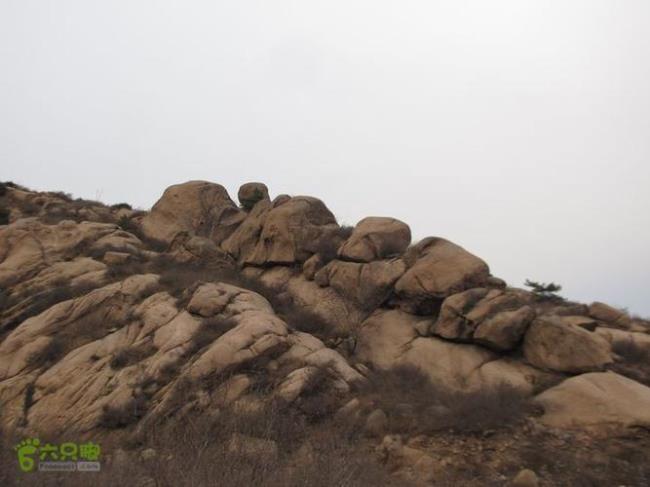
[14,438,40,472]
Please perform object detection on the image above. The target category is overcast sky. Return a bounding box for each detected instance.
[1,1,649,315]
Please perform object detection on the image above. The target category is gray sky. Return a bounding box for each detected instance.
[2,1,649,315]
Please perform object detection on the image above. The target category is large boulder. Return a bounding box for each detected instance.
[355,309,498,390]
[431,288,533,350]
[222,196,337,265]
[187,282,273,318]
[354,310,422,368]
[141,181,245,244]
[221,198,272,263]
[188,310,289,381]
[338,217,411,263]
[523,316,613,373]
[394,238,491,313]
[595,327,650,354]
[536,372,650,429]
[313,258,406,310]
[588,302,632,329]
[473,306,537,351]
[237,182,269,210]
[469,358,557,395]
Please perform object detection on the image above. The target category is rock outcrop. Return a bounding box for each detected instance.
[338,217,411,263]
[223,196,338,265]
[1,179,649,486]
[536,372,650,429]
[394,237,491,313]
[237,182,270,211]
[430,288,534,350]
[523,316,613,373]
[141,181,245,244]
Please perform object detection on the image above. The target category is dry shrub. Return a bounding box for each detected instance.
[515,430,650,487]
[0,207,9,225]
[364,364,534,434]
[148,256,338,340]
[105,259,149,280]
[278,305,333,337]
[117,215,140,234]
[610,339,650,386]
[115,217,168,252]
[150,255,237,293]
[114,402,404,487]
[187,316,237,355]
[0,419,410,487]
[612,338,650,363]
[111,203,132,210]
[26,337,66,368]
[26,305,135,372]
[1,274,138,336]
[310,225,354,264]
[100,394,149,429]
[293,368,343,422]
[110,342,157,370]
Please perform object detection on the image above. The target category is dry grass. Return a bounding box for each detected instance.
[362,364,534,434]
[3,374,394,486]
[515,429,650,486]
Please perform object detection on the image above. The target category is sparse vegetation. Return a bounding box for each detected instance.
[0,181,22,197]
[4,181,650,487]
[610,339,650,386]
[362,364,535,434]
[0,290,8,312]
[278,305,333,337]
[49,191,73,201]
[0,207,9,225]
[310,225,354,264]
[1,281,101,333]
[115,217,169,252]
[524,279,564,301]
[22,383,35,422]
[27,337,66,368]
[187,316,237,354]
[111,202,133,210]
[22,299,137,372]
[110,343,158,370]
[117,214,139,233]
[100,395,148,429]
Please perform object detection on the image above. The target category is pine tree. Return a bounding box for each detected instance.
[524,279,563,301]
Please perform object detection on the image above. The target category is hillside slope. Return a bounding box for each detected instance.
[1,180,649,486]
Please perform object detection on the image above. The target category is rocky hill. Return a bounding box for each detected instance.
[1,180,649,486]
